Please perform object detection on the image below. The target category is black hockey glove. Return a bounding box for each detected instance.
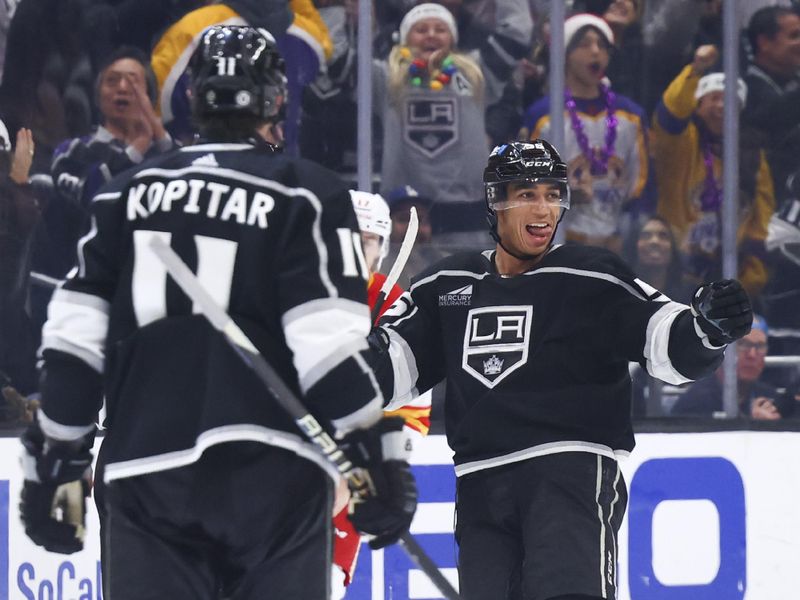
[19,417,95,554]
[341,416,417,549]
[691,279,753,345]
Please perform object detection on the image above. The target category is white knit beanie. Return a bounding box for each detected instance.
[399,3,458,46]
[695,72,748,107]
[564,13,614,50]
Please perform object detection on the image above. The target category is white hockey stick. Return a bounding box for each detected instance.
[148,236,462,600]
[371,206,418,322]
[30,272,63,289]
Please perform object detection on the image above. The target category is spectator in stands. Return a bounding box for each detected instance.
[51,46,173,213]
[519,13,652,254]
[762,169,800,392]
[0,0,95,170]
[743,5,800,206]
[41,47,174,280]
[299,0,361,171]
[625,215,694,304]
[671,315,794,419]
[0,120,40,396]
[375,2,532,244]
[383,185,447,290]
[652,44,774,299]
[580,0,646,107]
[387,185,434,245]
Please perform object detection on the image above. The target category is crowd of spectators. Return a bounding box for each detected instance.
[1,0,799,423]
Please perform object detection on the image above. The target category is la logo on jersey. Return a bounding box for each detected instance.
[404,97,458,158]
[462,305,532,388]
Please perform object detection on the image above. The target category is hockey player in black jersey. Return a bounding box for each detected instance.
[19,26,416,600]
[369,140,753,600]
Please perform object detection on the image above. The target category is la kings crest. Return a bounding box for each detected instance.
[404,96,458,158]
[462,305,532,388]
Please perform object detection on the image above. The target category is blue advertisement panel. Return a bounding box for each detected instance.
[2,433,800,598]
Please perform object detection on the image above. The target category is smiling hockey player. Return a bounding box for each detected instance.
[367,139,753,600]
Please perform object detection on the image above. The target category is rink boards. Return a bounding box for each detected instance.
[1,431,799,599]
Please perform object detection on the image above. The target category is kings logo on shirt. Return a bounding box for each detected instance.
[404,97,458,158]
[462,305,532,388]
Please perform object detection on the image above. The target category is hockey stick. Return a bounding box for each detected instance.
[30,272,63,289]
[149,236,462,600]
[370,206,418,323]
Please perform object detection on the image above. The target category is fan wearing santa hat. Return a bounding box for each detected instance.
[519,13,652,255]
[375,1,533,245]
[651,43,775,298]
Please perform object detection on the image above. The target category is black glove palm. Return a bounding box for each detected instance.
[692,279,753,345]
[20,418,95,554]
[341,416,417,549]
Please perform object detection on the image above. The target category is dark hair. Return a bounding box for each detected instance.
[747,5,799,56]
[94,45,158,108]
[625,215,686,288]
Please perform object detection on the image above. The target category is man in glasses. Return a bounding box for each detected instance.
[672,314,793,419]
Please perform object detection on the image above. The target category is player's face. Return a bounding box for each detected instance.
[99,58,147,124]
[361,231,383,274]
[406,18,454,62]
[495,182,561,260]
[566,29,610,89]
[637,219,672,268]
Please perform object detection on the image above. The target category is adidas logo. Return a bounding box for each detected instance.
[192,153,219,168]
[438,284,472,307]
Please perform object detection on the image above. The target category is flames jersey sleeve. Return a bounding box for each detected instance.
[38,142,382,482]
[374,244,725,476]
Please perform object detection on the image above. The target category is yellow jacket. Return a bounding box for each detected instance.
[652,65,775,296]
[151,1,332,126]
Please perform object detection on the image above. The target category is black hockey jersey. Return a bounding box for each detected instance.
[38,141,383,483]
[376,244,726,476]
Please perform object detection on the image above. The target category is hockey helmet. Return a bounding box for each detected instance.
[350,190,392,272]
[189,25,287,121]
[484,140,570,243]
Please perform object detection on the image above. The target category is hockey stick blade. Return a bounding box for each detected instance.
[149,236,462,600]
[370,206,418,323]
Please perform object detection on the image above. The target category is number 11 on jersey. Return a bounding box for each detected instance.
[132,230,238,326]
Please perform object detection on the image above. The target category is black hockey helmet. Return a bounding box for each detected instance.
[483,140,570,243]
[189,25,287,121]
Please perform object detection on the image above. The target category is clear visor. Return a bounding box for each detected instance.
[486,178,571,211]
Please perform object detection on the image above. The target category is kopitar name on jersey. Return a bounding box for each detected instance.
[125,157,276,229]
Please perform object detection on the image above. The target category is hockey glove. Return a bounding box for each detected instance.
[19,417,95,554]
[691,279,753,345]
[341,416,417,549]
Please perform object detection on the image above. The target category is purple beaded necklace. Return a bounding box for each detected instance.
[698,127,723,212]
[565,83,618,176]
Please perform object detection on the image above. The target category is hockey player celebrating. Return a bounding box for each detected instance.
[18,26,416,600]
[368,140,753,600]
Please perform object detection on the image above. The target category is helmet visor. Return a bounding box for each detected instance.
[486,177,571,211]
